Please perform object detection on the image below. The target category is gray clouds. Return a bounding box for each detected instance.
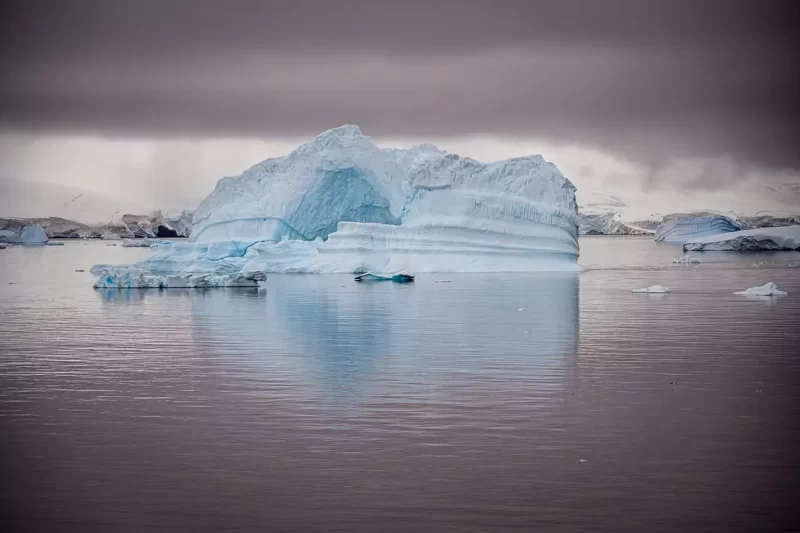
[1,0,799,176]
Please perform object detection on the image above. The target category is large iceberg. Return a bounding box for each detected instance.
[683,225,800,251]
[654,216,740,242]
[92,125,580,281]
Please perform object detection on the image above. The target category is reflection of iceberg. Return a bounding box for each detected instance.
[186,274,580,404]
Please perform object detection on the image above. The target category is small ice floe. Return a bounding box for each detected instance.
[579,459,587,463]
[517,307,525,311]
[672,255,701,264]
[734,282,788,297]
[354,272,415,283]
[0,243,6,250]
[632,285,670,293]
[435,280,451,283]
[106,243,117,246]
[75,269,85,272]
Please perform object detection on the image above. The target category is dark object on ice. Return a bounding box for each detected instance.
[155,225,179,238]
[354,272,415,283]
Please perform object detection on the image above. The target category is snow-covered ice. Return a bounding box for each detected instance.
[734,282,788,297]
[632,285,670,293]
[672,255,702,264]
[654,216,740,242]
[683,225,800,251]
[92,125,580,284]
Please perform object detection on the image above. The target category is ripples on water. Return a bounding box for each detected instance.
[1,238,799,532]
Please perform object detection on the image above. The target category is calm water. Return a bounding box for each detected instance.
[1,238,799,532]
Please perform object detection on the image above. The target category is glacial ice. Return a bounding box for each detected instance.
[122,238,169,248]
[734,282,788,297]
[654,216,740,242]
[91,266,267,289]
[683,225,800,251]
[91,125,580,283]
[0,225,48,245]
[632,285,670,293]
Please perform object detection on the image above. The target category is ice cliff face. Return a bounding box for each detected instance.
[93,125,580,281]
[654,216,740,242]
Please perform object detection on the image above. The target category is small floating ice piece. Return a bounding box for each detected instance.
[517,307,525,311]
[672,255,702,264]
[632,285,670,293]
[734,282,788,297]
[354,272,415,283]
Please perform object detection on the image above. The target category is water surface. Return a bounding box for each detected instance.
[1,238,799,532]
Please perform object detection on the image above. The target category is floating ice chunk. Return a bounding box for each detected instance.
[0,230,21,244]
[122,238,168,247]
[353,272,415,283]
[655,216,739,242]
[92,267,267,289]
[632,285,670,293]
[672,255,702,264]
[20,225,48,245]
[0,243,7,249]
[684,225,800,251]
[517,307,525,311]
[734,282,788,297]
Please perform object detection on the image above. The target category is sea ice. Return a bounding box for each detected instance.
[654,216,740,242]
[122,238,169,248]
[672,255,702,264]
[92,125,581,284]
[0,230,21,244]
[92,267,267,289]
[632,285,670,293]
[734,282,788,297]
[683,225,800,251]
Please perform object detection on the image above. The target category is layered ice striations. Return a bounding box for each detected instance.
[654,216,740,242]
[92,125,580,282]
[683,225,800,251]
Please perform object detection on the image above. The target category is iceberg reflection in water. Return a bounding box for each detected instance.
[168,274,580,403]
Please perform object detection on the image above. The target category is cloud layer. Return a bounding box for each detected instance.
[2,0,799,178]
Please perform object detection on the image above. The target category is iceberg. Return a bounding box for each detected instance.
[654,216,740,242]
[734,282,788,297]
[354,272,415,283]
[683,225,800,251]
[0,225,48,245]
[92,266,267,289]
[632,285,670,293]
[91,125,580,283]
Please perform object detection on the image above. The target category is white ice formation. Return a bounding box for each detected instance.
[672,255,702,264]
[654,216,740,242]
[0,225,48,245]
[683,225,800,251]
[91,125,580,284]
[734,282,788,297]
[91,266,267,289]
[122,238,170,248]
[632,285,670,293]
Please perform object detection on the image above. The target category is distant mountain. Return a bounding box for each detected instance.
[0,178,154,225]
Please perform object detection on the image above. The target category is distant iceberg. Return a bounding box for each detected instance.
[654,216,740,242]
[734,282,788,297]
[92,125,580,284]
[0,225,48,245]
[683,225,800,251]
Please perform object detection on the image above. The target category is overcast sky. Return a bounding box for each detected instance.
[1,0,799,212]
